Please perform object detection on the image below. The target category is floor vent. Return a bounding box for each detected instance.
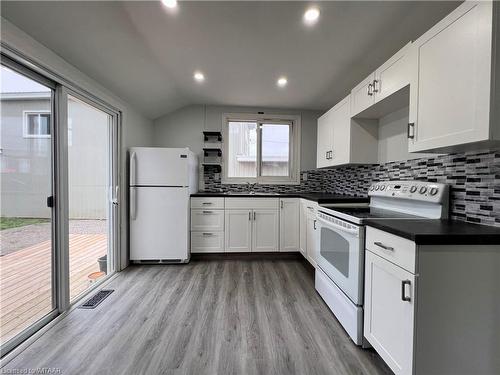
[79,289,114,309]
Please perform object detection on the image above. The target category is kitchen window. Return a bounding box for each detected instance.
[23,111,51,138]
[222,113,300,184]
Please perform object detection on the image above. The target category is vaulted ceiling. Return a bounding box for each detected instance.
[1,1,460,119]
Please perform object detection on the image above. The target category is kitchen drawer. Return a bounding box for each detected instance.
[191,231,224,253]
[190,197,224,209]
[191,209,224,231]
[366,226,416,273]
[224,198,279,210]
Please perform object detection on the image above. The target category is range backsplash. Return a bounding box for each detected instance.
[203,148,500,227]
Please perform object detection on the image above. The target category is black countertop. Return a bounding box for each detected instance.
[365,219,500,245]
[191,192,369,204]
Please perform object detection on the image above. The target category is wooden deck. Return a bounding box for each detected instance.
[0,234,107,344]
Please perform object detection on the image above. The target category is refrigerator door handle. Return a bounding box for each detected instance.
[130,187,137,220]
[130,151,137,186]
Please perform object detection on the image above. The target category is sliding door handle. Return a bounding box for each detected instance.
[46,196,54,208]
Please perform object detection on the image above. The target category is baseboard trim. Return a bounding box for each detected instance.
[190,251,303,261]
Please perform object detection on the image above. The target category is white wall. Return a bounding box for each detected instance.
[377,106,432,163]
[153,104,321,174]
[1,18,154,270]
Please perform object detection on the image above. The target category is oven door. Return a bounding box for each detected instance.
[316,212,364,305]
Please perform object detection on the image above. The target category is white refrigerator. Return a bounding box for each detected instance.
[129,147,198,263]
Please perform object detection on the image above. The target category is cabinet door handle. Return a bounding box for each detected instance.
[202,232,214,236]
[280,200,284,209]
[401,280,411,302]
[202,202,213,205]
[374,241,394,251]
[407,123,415,139]
[202,210,213,214]
[367,83,373,96]
[313,219,317,230]
[249,212,251,221]
[253,211,256,221]
[372,79,379,93]
[325,151,329,160]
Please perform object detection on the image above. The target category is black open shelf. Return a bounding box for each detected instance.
[203,148,222,157]
[203,131,222,142]
[202,163,222,172]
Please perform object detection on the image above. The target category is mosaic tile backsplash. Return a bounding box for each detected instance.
[204,148,500,227]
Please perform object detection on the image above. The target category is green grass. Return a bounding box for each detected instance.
[0,217,50,230]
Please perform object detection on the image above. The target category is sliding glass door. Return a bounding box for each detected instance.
[67,94,118,302]
[0,55,120,356]
[0,64,57,348]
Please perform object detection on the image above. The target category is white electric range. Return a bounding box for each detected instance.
[314,180,449,346]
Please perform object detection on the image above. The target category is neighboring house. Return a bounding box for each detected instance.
[1,93,107,220]
[227,122,289,178]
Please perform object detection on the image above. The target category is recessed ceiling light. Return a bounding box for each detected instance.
[303,7,320,25]
[161,0,177,9]
[194,71,205,83]
[277,77,288,87]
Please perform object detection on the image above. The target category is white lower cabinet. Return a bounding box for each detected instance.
[299,200,307,256]
[190,198,225,253]
[305,208,317,266]
[364,250,415,375]
[224,209,252,252]
[225,198,279,252]
[252,209,279,252]
[191,231,224,253]
[279,198,300,251]
[364,226,500,375]
[298,199,318,266]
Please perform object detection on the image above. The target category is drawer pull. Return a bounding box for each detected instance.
[202,210,213,214]
[202,202,213,205]
[202,233,214,236]
[374,241,394,251]
[401,280,411,302]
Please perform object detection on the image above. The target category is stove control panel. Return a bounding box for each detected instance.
[368,180,449,203]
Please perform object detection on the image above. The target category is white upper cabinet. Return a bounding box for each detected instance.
[408,1,500,153]
[316,95,378,168]
[351,43,412,118]
[316,107,335,168]
[351,73,376,117]
[374,42,412,104]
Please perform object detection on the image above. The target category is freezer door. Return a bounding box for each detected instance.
[130,187,189,261]
[130,147,190,186]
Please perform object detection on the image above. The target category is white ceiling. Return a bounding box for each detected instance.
[1,1,460,119]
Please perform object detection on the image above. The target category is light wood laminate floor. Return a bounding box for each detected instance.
[3,259,392,375]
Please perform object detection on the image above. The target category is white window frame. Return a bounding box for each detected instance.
[222,113,301,185]
[23,110,51,138]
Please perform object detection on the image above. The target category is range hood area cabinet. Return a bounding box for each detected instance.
[316,95,378,168]
[408,1,500,153]
[351,43,413,118]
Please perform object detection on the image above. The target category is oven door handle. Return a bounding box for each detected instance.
[317,216,359,236]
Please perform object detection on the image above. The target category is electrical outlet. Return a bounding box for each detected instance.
[302,172,308,181]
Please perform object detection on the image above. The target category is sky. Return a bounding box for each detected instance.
[1,66,49,93]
